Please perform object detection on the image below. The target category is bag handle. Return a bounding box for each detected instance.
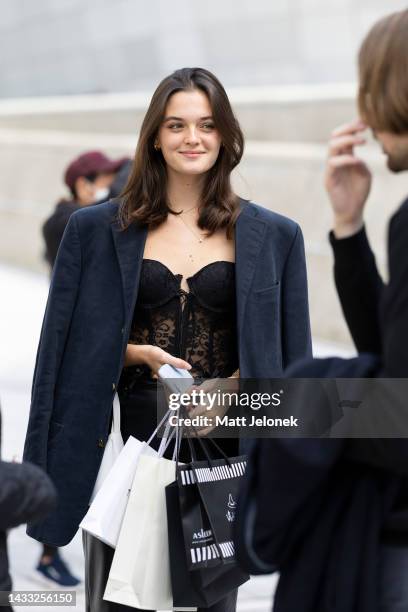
[172,419,183,462]
[157,415,174,456]
[110,393,121,434]
[147,408,172,447]
[111,396,175,453]
[184,411,231,466]
[145,408,178,458]
[174,410,231,473]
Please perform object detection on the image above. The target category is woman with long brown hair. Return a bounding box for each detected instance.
[24,67,312,611]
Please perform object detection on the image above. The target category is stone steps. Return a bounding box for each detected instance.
[0,84,356,142]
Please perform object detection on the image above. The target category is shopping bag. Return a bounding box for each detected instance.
[178,450,248,571]
[90,393,124,503]
[103,452,176,609]
[166,481,249,607]
[80,406,174,548]
[79,435,156,547]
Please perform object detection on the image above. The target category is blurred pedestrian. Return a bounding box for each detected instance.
[0,404,56,610]
[23,67,311,611]
[107,158,132,199]
[42,151,129,269]
[236,9,408,612]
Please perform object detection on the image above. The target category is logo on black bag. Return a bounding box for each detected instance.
[192,528,213,544]
[226,493,236,522]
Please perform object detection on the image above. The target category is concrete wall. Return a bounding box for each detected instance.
[1,0,407,98]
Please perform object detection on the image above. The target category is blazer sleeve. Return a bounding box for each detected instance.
[281,225,312,368]
[329,227,383,354]
[23,214,82,469]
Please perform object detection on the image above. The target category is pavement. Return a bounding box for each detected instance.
[0,263,353,612]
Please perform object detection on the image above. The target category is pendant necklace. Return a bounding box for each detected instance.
[177,211,207,263]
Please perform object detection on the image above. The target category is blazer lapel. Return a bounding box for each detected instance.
[235,201,267,341]
[111,218,148,323]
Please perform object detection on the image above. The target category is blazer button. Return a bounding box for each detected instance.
[112,383,116,391]
[121,327,125,334]
[98,438,105,448]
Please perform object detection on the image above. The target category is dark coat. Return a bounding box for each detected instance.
[235,354,399,612]
[329,197,408,377]
[42,200,80,269]
[235,198,408,611]
[330,198,408,535]
[23,198,311,546]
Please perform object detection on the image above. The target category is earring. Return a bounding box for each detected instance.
[154,142,160,150]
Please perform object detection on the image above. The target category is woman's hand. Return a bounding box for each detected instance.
[186,376,240,436]
[124,344,191,378]
[325,119,372,238]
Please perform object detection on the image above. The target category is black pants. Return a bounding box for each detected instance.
[83,531,238,612]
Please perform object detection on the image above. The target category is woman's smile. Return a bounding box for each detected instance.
[179,150,206,158]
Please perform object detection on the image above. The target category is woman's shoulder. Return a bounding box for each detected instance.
[240,199,300,239]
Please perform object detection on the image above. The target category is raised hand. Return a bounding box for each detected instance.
[325,120,372,238]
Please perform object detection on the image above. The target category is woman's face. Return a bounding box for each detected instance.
[156,89,222,177]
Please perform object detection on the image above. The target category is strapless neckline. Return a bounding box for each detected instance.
[142,259,235,283]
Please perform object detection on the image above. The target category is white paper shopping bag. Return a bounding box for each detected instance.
[104,453,176,609]
[89,394,124,504]
[80,435,156,547]
[80,407,175,548]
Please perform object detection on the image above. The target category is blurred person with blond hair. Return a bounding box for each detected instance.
[236,9,408,612]
[325,10,408,608]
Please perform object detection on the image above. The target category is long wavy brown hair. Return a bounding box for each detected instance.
[118,68,244,237]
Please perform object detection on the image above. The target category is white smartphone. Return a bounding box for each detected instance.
[157,363,194,395]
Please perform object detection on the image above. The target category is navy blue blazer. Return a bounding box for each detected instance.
[23,198,312,546]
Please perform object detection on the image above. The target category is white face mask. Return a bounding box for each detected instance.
[93,187,110,202]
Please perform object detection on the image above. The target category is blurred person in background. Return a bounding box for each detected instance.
[0,404,57,609]
[236,9,408,612]
[37,150,129,586]
[23,67,311,611]
[42,151,129,269]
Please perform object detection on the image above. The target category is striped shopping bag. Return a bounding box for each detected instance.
[177,454,248,570]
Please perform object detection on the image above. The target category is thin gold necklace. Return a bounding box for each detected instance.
[169,203,198,215]
[180,204,199,214]
[178,214,207,244]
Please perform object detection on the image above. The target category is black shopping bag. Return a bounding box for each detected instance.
[166,481,249,608]
[177,452,248,571]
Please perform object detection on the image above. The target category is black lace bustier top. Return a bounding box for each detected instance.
[120,259,238,388]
